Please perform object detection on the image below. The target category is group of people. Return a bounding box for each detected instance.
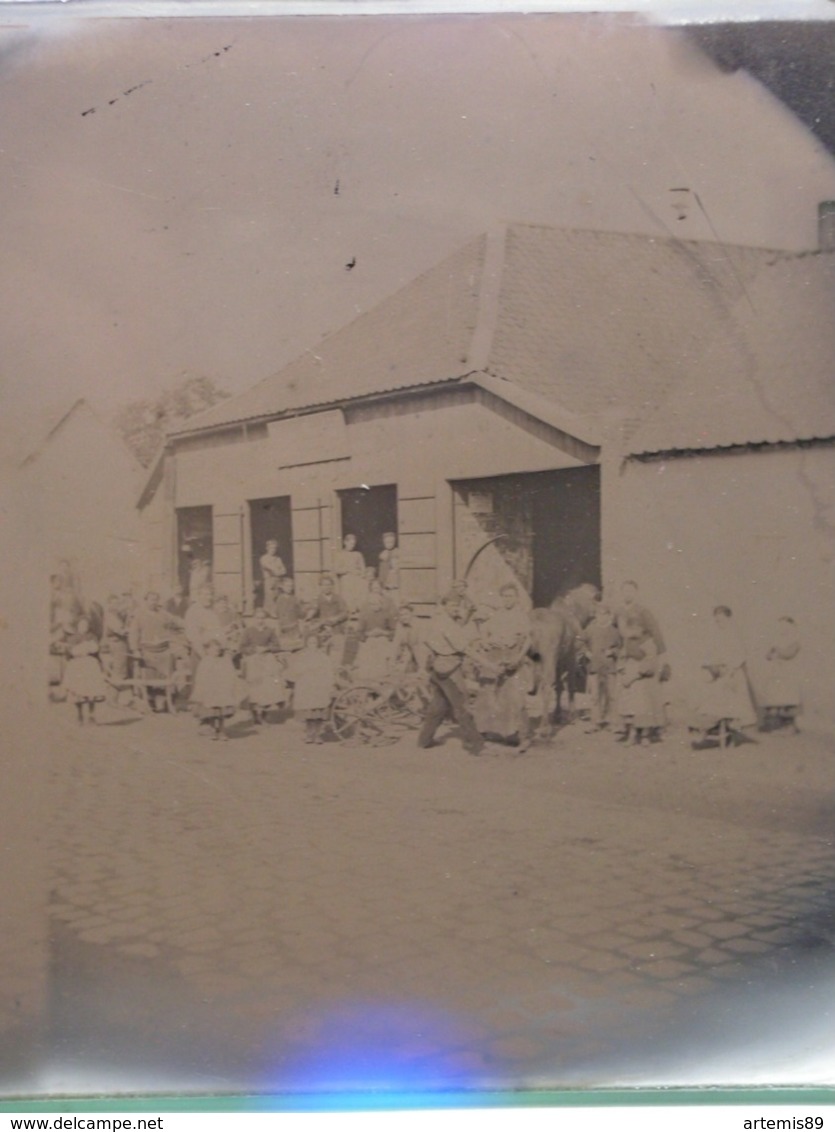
[48,534,422,743]
[49,542,803,751]
[415,579,804,756]
[575,584,802,747]
[259,532,401,619]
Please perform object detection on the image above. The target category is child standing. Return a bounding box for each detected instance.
[62,616,108,725]
[617,620,662,745]
[578,604,621,732]
[191,636,242,741]
[286,632,336,743]
[240,608,286,725]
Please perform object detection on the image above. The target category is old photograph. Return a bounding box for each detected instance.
[1,4,834,1100]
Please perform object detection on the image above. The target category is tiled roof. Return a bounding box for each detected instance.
[486,224,775,418]
[170,223,831,455]
[172,236,486,435]
[627,251,835,455]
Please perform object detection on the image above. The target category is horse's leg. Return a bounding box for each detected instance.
[565,654,577,722]
[553,656,566,726]
[537,662,556,740]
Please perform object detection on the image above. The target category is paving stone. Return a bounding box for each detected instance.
[576,950,628,974]
[45,706,835,1091]
[617,922,665,940]
[619,939,687,961]
[638,958,696,980]
[751,926,799,945]
[723,937,772,955]
[700,921,750,940]
[589,932,641,951]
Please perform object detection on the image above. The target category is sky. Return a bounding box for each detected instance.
[2,9,835,437]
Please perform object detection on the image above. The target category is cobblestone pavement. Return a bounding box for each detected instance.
[39,701,835,1095]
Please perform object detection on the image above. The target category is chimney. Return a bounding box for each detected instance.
[818,201,835,252]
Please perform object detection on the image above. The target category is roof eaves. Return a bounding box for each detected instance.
[136,443,169,510]
[628,433,835,460]
[17,397,88,469]
[168,374,470,440]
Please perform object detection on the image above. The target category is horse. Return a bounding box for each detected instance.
[529,583,599,735]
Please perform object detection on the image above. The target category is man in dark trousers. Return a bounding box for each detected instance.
[418,592,485,756]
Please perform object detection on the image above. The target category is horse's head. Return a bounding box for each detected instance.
[550,583,600,626]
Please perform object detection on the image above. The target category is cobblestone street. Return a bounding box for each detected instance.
[38,703,835,1095]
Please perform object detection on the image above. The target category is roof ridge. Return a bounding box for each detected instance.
[504,220,798,258]
[466,223,508,372]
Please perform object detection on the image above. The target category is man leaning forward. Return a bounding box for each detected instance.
[418,593,485,756]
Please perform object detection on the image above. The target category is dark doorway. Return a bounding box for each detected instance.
[249,496,293,607]
[338,484,398,576]
[452,467,600,607]
[177,506,213,593]
[531,466,601,606]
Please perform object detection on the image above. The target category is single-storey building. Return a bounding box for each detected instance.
[138,221,834,721]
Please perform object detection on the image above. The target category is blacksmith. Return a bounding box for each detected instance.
[417,593,485,756]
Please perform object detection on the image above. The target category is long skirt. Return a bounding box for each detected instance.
[619,674,665,729]
[472,658,533,741]
[63,656,107,703]
[696,668,757,729]
[192,656,243,721]
[243,652,288,708]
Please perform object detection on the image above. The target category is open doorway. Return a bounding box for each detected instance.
[531,466,600,606]
[452,467,600,607]
[338,484,398,578]
[249,496,293,608]
[176,506,213,594]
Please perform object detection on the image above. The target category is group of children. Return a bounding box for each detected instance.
[49,533,423,743]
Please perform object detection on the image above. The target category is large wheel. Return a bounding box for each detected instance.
[330,686,387,746]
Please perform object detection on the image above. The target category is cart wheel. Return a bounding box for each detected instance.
[330,686,384,746]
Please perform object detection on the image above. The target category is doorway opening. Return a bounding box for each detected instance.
[176,506,213,594]
[452,467,600,607]
[249,496,293,607]
[338,484,398,578]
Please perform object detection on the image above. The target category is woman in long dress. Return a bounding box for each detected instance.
[333,533,367,612]
[285,632,336,743]
[471,584,534,750]
[191,637,243,741]
[693,606,757,740]
[616,623,663,745]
